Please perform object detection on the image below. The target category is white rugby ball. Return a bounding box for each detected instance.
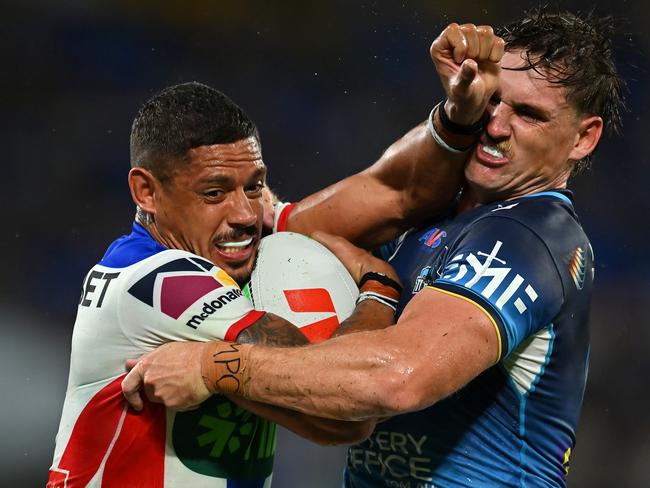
[245,232,358,343]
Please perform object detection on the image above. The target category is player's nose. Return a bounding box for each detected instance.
[485,102,512,140]
[227,189,258,227]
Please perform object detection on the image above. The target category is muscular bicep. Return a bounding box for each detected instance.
[239,285,500,420]
[285,123,465,248]
[236,312,309,347]
[285,173,404,248]
[391,286,499,405]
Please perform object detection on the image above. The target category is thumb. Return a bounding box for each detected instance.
[456,58,478,90]
[121,363,145,412]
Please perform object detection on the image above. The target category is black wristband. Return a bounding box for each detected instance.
[438,102,488,136]
[358,272,403,294]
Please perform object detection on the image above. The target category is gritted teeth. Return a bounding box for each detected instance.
[483,144,505,159]
[216,237,254,248]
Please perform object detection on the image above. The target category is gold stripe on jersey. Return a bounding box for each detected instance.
[425,285,503,362]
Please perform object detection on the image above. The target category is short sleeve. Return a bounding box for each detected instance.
[273,201,296,233]
[430,217,563,359]
[119,250,264,347]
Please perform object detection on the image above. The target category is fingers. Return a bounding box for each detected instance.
[121,363,145,412]
[312,231,364,280]
[432,23,504,66]
[489,36,505,63]
[460,24,480,60]
[311,231,360,262]
[311,231,351,255]
[125,358,139,371]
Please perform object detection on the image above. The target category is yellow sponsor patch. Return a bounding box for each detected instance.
[216,269,239,289]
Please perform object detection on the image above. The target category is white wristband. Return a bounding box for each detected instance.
[427,104,466,154]
[356,291,398,313]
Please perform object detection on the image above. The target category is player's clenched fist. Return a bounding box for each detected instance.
[430,23,504,126]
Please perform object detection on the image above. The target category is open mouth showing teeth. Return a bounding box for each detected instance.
[215,237,254,253]
[482,145,505,159]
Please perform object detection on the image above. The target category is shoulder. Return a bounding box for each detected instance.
[464,191,590,257]
[477,191,584,235]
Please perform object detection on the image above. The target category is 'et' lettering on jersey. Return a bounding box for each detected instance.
[48,223,272,488]
[346,190,593,488]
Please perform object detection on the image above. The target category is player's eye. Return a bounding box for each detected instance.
[204,189,225,200]
[245,181,264,197]
[518,109,543,123]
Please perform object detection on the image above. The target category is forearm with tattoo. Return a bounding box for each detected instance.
[202,313,307,394]
[236,312,309,346]
[201,300,396,396]
[206,310,377,445]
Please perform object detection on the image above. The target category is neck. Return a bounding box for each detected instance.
[456,182,569,215]
[140,220,183,252]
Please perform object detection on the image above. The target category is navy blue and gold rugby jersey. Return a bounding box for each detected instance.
[346,190,593,488]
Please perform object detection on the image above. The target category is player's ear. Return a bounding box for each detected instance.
[128,167,160,214]
[568,115,603,162]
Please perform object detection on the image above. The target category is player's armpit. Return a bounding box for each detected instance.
[236,312,309,347]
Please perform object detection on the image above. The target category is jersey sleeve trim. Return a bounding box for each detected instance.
[427,283,507,362]
[274,202,296,233]
[224,310,266,342]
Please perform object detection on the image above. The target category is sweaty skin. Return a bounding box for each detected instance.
[122,22,511,424]
[228,46,604,421]
[130,138,266,285]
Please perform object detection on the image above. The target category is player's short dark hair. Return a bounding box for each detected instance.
[130,82,259,183]
[497,9,625,173]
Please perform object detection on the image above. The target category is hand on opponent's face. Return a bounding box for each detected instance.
[430,23,505,126]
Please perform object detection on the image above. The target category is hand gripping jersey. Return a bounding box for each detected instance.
[48,223,273,488]
[345,191,593,488]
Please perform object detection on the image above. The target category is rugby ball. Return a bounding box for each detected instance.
[245,232,358,343]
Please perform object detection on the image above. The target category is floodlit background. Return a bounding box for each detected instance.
[2,0,648,486]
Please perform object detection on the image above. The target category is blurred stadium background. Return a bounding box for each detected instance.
[2,0,648,486]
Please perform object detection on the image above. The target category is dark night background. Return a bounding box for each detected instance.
[2,0,648,486]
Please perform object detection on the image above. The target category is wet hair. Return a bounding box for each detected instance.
[497,9,625,173]
[130,82,259,183]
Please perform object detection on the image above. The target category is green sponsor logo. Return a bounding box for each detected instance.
[173,396,276,479]
[242,282,253,304]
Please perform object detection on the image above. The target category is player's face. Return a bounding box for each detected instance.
[465,50,593,203]
[154,137,266,284]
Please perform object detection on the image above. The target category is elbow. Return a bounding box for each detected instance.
[373,364,437,415]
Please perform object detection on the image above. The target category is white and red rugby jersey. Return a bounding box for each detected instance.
[48,223,272,488]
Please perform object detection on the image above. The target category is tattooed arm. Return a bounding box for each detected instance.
[122,304,395,444]
[121,234,398,436]
[229,312,379,445]
[235,312,310,347]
